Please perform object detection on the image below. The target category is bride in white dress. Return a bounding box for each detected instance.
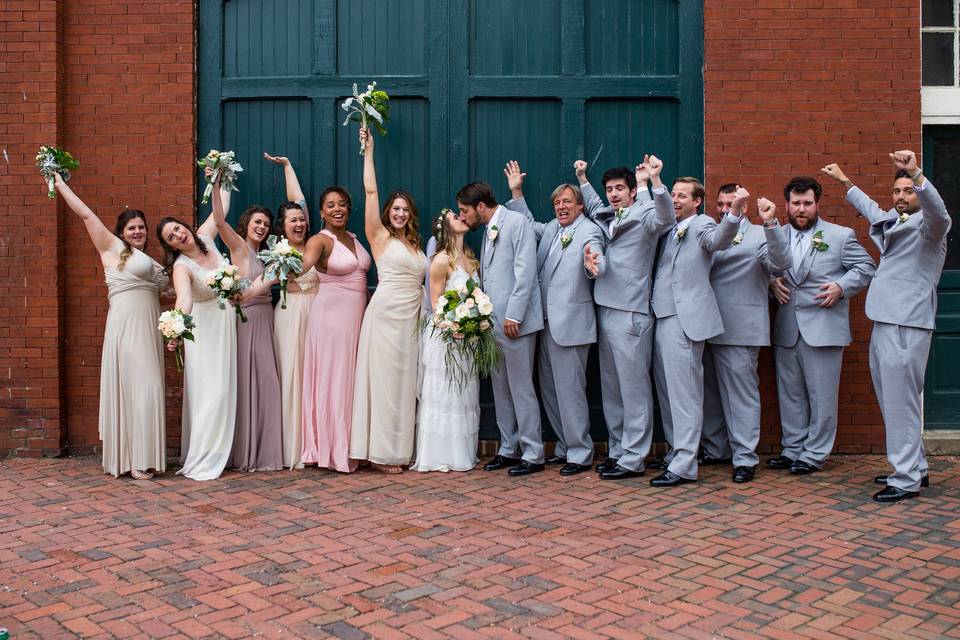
[412,210,481,472]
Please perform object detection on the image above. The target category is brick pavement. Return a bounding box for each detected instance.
[1,455,959,639]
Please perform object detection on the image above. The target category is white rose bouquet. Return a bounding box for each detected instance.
[157,308,195,371]
[257,234,304,310]
[206,261,250,322]
[342,81,390,154]
[197,149,243,204]
[428,277,502,390]
[36,145,80,199]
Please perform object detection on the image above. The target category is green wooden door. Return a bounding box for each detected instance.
[199,0,704,439]
[923,126,960,430]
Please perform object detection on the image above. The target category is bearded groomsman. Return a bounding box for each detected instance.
[821,151,951,502]
[649,176,742,486]
[572,156,673,479]
[455,181,545,476]
[768,177,875,475]
[508,175,605,476]
[701,188,791,483]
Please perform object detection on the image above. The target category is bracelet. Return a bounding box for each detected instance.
[762,219,779,228]
[911,168,923,181]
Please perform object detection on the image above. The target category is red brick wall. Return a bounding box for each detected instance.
[704,0,922,453]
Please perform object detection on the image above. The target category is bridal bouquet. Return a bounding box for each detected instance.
[197,149,243,204]
[36,145,80,198]
[257,235,304,309]
[429,277,502,390]
[157,308,195,371]
[206,261,250,322]
[341,81,390,154]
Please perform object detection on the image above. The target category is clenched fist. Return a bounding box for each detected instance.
[756,197,777,222]
[573,160,588,181]
[820,163,849,184]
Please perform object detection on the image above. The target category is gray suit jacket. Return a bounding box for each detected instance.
[580,182,674,313]
[652,214,741,342]
[771,219,876,348]
[479,206,544,337]
[846,181,951,330]
[708,220,791,346]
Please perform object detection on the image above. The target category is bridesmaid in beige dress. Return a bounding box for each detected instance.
[350,128,425,473]
[53,173,166,480]
[264,152,318,469]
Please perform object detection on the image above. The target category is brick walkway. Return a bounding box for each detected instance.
[1,456,959,639]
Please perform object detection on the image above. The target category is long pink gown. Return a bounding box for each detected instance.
[301,230,371,471]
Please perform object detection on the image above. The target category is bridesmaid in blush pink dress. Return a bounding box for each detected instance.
[300,186,371,472]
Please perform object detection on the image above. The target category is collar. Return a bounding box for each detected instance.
[488,205,504,230]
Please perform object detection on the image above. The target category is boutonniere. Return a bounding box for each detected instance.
[897,212,910,225]
[675,226,687,242]
[810,230,829,252]
[732,232,743,245]
[559,230,573,250]
[615,207,628,221]
[487,224,499,243]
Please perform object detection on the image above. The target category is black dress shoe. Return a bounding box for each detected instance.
[595,457,618,473]
[698,454,733,466]
[599,464,643,480]
[646,457,668,470]
[874,474,929,488]
[873,486,920,503]
[483,455,520,471]
[650,470,696,487]
[765,455,795,469]
[558,462,592,476]
[789,460,818,475]
[508,460,545,476]
[732,466,757,483]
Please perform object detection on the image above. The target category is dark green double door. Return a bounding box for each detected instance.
[199,0,704,438]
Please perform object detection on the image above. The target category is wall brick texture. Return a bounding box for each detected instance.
[0,0,921,456]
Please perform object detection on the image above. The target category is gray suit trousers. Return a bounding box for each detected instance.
[710,344,761,468]
[538,322,592,465]
[653,316,705,480]
[597,307,654,472]
[871,322,931,492]
[774,337,844,467]
[491,331,544,463]
[700,346,732,460]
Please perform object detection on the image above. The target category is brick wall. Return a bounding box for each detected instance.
[703,0,922,453]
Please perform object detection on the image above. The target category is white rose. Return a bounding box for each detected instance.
[171,317,186,334]
[436,295,446,310]
[225,264,238,276]
[220,276,234,290]
[478,301,493,316]
[480,320,490,331]
[454,304,469,320]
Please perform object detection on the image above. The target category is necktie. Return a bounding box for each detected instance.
[791,232,805,279]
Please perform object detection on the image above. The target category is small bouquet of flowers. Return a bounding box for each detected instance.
[342,81,390,154]
[257,235,304,309]
[429,277,502,390]
[157,309,195,371]
[197,149,243,204]
[206,261,250,322]
[36,145,80,199]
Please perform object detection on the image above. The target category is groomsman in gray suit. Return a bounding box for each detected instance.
[456,181,546,476]
[821,151,951,502]
[649,175,742,486]
[508,178,605,476]
[768,176,875,475]
[575,155,674,479]
[701,187,791,483]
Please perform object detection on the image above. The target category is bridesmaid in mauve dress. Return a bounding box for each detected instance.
[264,153,317,469]
[300,185,371,472]
[209,177,283,472]
[350,128,425,473]
[53,173,166,480]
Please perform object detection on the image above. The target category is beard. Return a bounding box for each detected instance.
[788,214,818,231]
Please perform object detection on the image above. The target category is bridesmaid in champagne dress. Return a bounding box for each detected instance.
[158,179,237,481]
[210,182,283,472]
[300,186,371,472]
[264,153,316,469]
[350,128,425,473]
[53,173,166,480]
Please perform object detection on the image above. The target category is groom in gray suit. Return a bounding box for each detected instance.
[821,151,951,502]
[768,176,875,475]
[456,181,546,476]
[508,179,605,476]
[649,175,741,486]
[575,155,673,479]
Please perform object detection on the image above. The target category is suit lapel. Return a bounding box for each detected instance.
[538,224,559,272]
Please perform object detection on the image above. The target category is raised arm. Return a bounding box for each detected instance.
[699,185,745,253]
[52,173,119,258]
[755,197,791,273]
[264,153,308,216]
[641,155,673,233]
[891,150,952,241]
[573,160,606,218]
[299,231,333,274]
[171,263,194,315]
[197,167,232,239]
[361,128,390,255]
[208,173,249,264]
[822,162,887,225]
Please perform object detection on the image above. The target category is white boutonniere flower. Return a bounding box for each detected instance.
[615,207,628,221]
[732,232,743,245]
[487,224,499,243]
[898,212,910,225]
[810,230,829,252]
[560,230,573,250]
[675,227,687,242]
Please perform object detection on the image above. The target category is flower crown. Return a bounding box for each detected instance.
[434,208,453,243]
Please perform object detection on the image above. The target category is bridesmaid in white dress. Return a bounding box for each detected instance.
[53,173,166,480]
[412,211,481,472]
[156,178,237,481]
